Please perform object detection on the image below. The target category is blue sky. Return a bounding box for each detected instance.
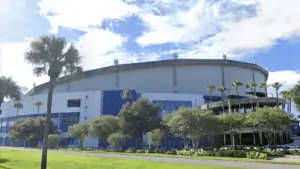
[1,0,300,97]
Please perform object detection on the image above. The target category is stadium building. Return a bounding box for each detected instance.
[0,58,295,148]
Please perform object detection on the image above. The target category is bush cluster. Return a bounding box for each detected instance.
[53,146,300,160]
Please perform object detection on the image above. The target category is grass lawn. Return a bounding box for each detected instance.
[0,149,247,169]
[59,148,300,165]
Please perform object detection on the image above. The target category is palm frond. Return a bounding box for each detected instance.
[33,67,47,77]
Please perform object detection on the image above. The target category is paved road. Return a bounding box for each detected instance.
[1,147,300,169]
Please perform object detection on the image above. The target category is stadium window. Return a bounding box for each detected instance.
[67,99,81,107]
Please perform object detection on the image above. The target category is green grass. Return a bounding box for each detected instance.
[57,148,300,165]
[0,149,247,169]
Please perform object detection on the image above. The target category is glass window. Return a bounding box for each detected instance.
[67,99,81,107]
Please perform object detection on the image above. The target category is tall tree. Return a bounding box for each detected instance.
[24,35,83,169]
[219,113,245,147]
[254,107,296,145]
[119,98,161,148]
[68,123,89,148]
[291,81,300,111]
[207,84,216,110]
[280,91,289,111]
[247,81,257,110]
[35,101,43,115]
[107,133,124,150]
[9,118,59,147]
[13,101,23,117]
[121,90,132,100]
[89,116,119,149]
[217,86,226,113]
[166,108,219,149]
[272,82,283,107]
[232,80,243,111]
[245,111,261,145]
[148,129,164,149]
[259,82,268,106]
[0,76,21,107]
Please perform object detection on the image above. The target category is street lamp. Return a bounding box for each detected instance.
[173,54,178,59]
[114,59,119,66]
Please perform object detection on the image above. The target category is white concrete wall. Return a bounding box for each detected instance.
[0,91,102,120]
[36,65,267,97]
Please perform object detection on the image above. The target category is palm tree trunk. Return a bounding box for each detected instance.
[0,97,3,108]
[289,100,292,113]
[265,88,268,107]
[253,131,256,145]
[250,89,253,110]
[221,95,225,113]
[282,100,286,110]
[239,133,242,146]
[41,77,55,169]
[237,90,241,111]
[16,109,19,117]
[223,133,226,146]
[37,106,40,115]
[210,92,212,110]
[276,90,279,107]
[231,133,235,147]
[259,129,263,145]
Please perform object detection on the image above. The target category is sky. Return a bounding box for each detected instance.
[1,0,300,104]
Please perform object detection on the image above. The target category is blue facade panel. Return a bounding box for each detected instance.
[203,95,222,104]
[102,90,140,116]
[152,100,192,117]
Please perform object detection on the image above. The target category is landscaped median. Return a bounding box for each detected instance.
[42,147,300,164]
[0,149,247,169]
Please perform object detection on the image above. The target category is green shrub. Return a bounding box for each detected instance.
[86,148,93,151]
[194,150,214,156]
[136,149,146,153]
[288,149,300,155]
[177,150,193,156]
[154,149,164,154]
[124,148,136,153]
[145,149,155,154]
[165,150,177,155]
[218,150,246,158]
[246,151,267,160]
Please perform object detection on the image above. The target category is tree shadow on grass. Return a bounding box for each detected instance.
[0,159,11,169]
[0,159,9,163]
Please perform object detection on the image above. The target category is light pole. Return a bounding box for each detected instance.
[114,59,119,88]
[173,54,178,93]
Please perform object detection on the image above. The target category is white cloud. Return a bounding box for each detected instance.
[0,42,49,88]
[38,0,140,33]
[136,0,300,59]
[76,29,127,70]
[266,71,300,100]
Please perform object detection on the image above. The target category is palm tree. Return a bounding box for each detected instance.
[286,91,293,113]
[207,84,216,110]
[247,81,257,110]
[217,86,226,113]
[24,35,83,169]
[13,101,23,117]
[280,91,289,111]
[272,82,283,107]
[0,76,21,107]
[232,80,243,111]
[121,90,132,100]
[259,82,268,106]
[35,101,43,115]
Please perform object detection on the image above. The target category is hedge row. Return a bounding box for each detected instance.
[51,147,300,160]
